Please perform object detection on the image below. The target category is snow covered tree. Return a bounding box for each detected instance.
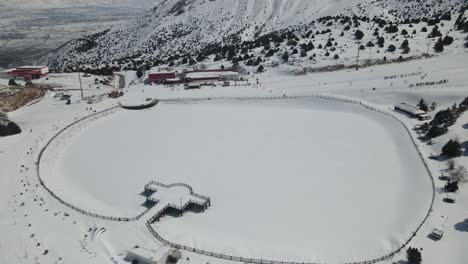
[407,247,422,264]
[447,160,456,171]
[441,139,462,158]
[450,166,468,184]
[417,98,429,112]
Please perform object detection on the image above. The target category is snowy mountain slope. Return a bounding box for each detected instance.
[41,0,467,71]
[0,0,159,9]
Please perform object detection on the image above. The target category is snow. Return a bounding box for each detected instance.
[1,48,468,264]
[37,99,431,263]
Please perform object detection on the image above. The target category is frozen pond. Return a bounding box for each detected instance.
[41,99,433,263]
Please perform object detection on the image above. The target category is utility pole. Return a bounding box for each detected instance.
[78,71,84,100]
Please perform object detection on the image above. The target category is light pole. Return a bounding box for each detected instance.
[356,41,361,70]
[78,71,84,100]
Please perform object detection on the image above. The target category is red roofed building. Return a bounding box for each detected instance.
[148,71,178,84]
[9,66,49,80]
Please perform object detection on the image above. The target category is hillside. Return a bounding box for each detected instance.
[41,0,468,72]
[0,0,158,9]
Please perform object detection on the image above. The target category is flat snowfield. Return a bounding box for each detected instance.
[40,99,432,263]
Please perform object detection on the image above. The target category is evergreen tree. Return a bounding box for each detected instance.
[257,65,264,73]
[136,70,143,78]
[355,29,364,40]
[282,51,289,62]
[417,98,429,112]
[401,39,409,49]
[407,247,422,264]
[387,44,396,52]
[434,38,444,52]
[377,37,385,48]
[442,35,454,46]
[196,53,205,62]
[441,139,463,158]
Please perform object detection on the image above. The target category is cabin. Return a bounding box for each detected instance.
[148,71,179,84]
[394,103,426,118]
[8,66,49,80]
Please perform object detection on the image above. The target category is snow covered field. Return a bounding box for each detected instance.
[1,52,468,264]
[39,98,432,263]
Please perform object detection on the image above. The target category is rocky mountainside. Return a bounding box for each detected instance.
[41,0,468,72]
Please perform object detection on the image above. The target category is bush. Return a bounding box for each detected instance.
[8,79,17,86]
[387,44,396,52]
[333,54,339,60]
[257,65,264,73]
[441,139,463,158]
[407,247,422,264]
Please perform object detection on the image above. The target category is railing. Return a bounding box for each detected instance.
[146,94,435,264]
[36,106,152,222]
[35,94,435,264]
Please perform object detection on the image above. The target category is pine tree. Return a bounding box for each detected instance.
[282,51,289,62]
[434,38,444,53]
[417,98,429,112]
[257,65,264,73]
[407,247,422,264]
[355,29,364,40]
[441,139,462,158]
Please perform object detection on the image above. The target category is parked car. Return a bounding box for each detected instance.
[443,194,456,203]
[430,228,444,240]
